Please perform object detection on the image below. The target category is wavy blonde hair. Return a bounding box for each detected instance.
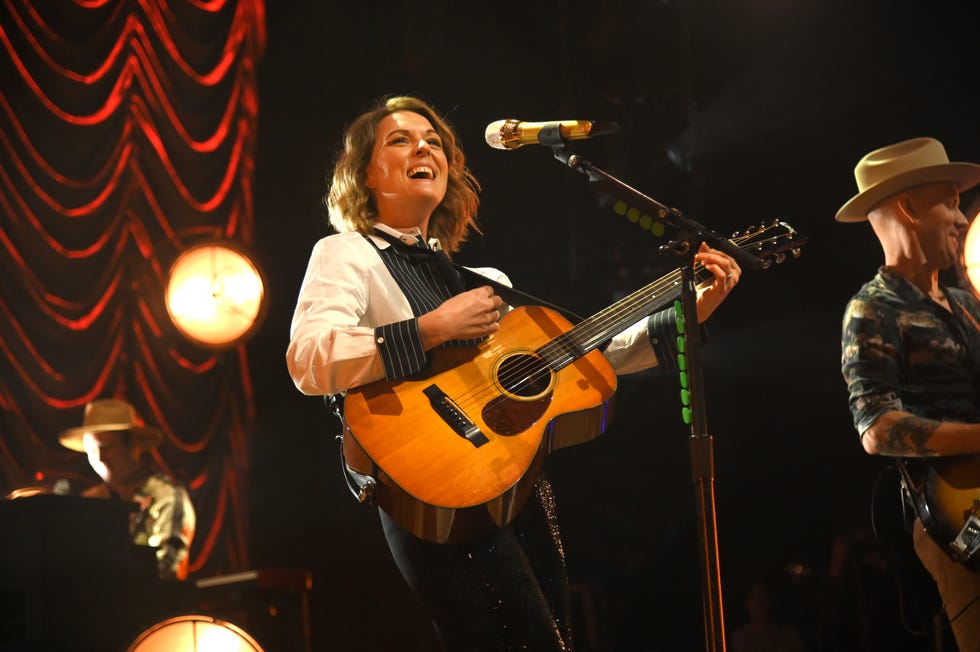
[325,96,481,254]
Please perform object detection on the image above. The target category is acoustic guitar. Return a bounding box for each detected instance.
[342,221,805,543]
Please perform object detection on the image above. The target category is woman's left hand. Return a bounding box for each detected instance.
[694,242,740,323]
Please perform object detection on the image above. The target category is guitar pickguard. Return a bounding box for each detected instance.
[482,349,555,436]
[483,391,553,436]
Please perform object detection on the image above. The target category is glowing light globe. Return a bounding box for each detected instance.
[165,242,264,347]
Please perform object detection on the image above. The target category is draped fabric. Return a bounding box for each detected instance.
[0,0,265,576]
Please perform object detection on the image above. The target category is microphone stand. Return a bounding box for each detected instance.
[549,144,763,652]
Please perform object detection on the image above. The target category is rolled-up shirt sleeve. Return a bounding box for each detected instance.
[601,303,708,375]
[600,306,667,374]
[646,307,681,371]
[841,296,905,436]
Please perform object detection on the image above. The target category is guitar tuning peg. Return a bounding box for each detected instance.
[791,248,802,258]
[774,252,786,264]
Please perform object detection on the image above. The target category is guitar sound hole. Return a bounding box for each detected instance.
[495,353,552,400]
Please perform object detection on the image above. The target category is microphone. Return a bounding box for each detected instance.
[484,119,618,150]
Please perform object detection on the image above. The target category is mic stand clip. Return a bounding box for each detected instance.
[551,145,764,272]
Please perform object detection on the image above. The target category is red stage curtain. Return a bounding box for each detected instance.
[0,0,266,577]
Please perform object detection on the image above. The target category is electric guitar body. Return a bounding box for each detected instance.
[921,455,980,565]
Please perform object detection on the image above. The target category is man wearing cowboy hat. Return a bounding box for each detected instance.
[839,137,980,651]
[60,398,196,581]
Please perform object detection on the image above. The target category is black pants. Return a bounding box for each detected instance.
[381,478,573,652]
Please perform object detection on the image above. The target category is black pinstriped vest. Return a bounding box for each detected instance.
[367,230,483,349]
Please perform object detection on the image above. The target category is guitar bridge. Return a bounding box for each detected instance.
[423,384,488,448]
[950,504,980,561]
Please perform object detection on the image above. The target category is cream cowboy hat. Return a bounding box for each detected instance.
[58,398,164,453]
[836,137,980,222]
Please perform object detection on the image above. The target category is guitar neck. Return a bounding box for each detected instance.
[539,265,707,371]
[534,220,806,372]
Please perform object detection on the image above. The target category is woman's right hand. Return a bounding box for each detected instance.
[419,286,503,349]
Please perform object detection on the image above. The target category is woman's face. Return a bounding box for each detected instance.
[364,110,449,229]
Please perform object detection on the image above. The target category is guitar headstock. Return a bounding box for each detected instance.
[731,220,807,269]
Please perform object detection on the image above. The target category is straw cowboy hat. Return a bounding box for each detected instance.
[836,137,980,223]
[59,398,164,453]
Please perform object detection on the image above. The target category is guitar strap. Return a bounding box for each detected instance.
[325,393,379,504]
[452,265,584,325]
[894,456,926,526]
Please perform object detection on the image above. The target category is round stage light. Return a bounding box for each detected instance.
[165,242,265,347]
[127,615,264,652]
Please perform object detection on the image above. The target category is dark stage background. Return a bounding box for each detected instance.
[244,1,978,650]
[4,0,980,650]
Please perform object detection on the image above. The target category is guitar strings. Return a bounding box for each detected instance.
[445,261,708,412]
[448,228,787,415]
[524,227,792,381]
[448,229,772,412]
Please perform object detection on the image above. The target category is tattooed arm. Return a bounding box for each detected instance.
[861,411,980,457]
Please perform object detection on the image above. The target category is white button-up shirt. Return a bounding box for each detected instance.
[286,225,661,397]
